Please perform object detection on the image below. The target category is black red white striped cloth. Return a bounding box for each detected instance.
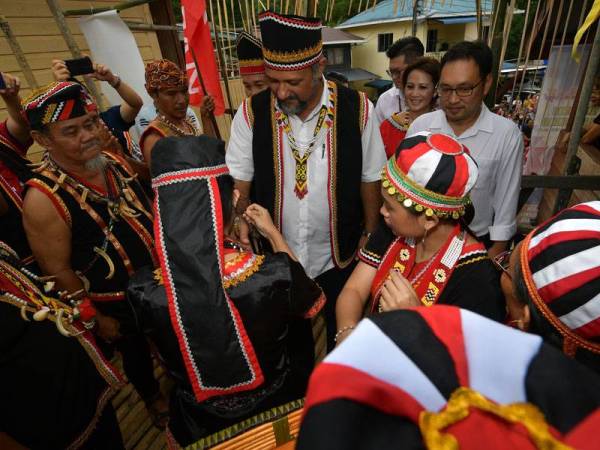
[298,306,600,449]
[236,31,264,76]
[521,201,600,356]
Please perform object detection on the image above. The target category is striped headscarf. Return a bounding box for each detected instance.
[520,201,600,356]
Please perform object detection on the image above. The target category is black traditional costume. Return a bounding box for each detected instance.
[22,81,161,405]
[0,242,124,449]
[298,306,600,449]
[359,133,505,321]
[126,136,324,447]
[0,121,34,266]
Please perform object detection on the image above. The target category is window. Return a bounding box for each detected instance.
[326,47,345,66]
[426,29,438,52]
[378,33,393,52]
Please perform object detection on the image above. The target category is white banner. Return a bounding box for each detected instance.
[524,45,589,175]
[78,10,153,108]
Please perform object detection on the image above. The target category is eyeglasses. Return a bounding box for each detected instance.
[437,79,483,97]
[386,69,404,79]
[492,250,512,279]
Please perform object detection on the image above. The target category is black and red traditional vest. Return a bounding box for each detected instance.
[248,83,369,268]
[26,153,156,302]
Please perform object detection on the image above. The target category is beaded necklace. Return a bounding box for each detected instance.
[274,81,336,199]
[157,114,200,137]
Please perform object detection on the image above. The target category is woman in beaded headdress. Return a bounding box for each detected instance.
[139,59,216,165]
[335,133,505,345]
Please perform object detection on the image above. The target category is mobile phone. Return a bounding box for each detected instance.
[0,73,6,90]
[65,57,94,77]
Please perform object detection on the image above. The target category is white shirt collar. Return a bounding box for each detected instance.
[431,103,494,137]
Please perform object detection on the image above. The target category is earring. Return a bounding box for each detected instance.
[421,228,428,249]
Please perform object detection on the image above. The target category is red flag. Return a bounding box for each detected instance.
[182,0,225,115]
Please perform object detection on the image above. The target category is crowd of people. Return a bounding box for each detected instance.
[0,9,599,450]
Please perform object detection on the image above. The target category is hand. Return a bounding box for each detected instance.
[0,73,21,98]
[98,121,123,155]
[378,270,420,312]
[95,312,121,343]
[91,63,116,84]
[243,203,277,239]
[51,59,71,81]
[200,95,215,116]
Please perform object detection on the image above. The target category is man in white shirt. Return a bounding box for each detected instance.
[227,11,386,350]
[407,41,523,258]
[374,37,424,125]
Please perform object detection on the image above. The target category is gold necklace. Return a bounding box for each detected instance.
[158,114,199,136]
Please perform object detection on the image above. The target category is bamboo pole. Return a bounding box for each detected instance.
[357,0,364,13]
[528,0,555,93]
[476,0,482,40]
[63,0,155,17]
[208,1,236,118]
[508,0,531,110]
[348,0,354,16]
[515,0,541,105]
[45,0,104,110]
[221,0,233,76]
[0,16,38,90]
[251,0,257,32]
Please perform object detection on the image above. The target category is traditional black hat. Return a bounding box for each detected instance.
[22,81,96,131]
[258,10,323,71]
[236,31,264,75]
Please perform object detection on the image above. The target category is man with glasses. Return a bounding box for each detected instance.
[407,41,523,259]
[374,37,424,125]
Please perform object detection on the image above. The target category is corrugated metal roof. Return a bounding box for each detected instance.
[338,0,493,29]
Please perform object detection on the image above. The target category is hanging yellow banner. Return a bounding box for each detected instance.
[572,0,600,62]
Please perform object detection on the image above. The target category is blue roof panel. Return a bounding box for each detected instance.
[338,0,493,28]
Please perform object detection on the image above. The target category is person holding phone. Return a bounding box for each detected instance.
[52,57,144,159]
[0,72,35,267]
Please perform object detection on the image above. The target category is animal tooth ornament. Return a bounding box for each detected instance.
[33,306,50,321]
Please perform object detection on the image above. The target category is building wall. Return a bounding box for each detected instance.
[0,0,164,157]
[342,20,474,78]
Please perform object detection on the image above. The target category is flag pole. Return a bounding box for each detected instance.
[190,47,222,140]
[208,0,237,117]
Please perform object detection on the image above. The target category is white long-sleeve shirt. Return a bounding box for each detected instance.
[374,86,407,125]
[407,106,523,241]
[226,81,386,277]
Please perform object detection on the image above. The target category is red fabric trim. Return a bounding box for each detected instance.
[240,65,265,75]
[57,99,75,121]
[140,124,167,158]
[380,120,406,158]
[447,148,469,197]
[0,120,31,155]
[259,11,321,29]
[303,292,326,319]
[212,177,264,396]
[88,291,125,302]
[537,266,600,304]
[154,177,263,402]
[277,125,284,230]
[152,166,230,186]
[242,100,251,128]
[527,230,600,261]
[416,306,469,386]
[565,408,600,450]
[397,141,432,172]
[302,362,425,423]
[446,408,559,450]
[25,179,70,225]
[462,242,486,254]
[0,173,23,211]
[573,317,600,340]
